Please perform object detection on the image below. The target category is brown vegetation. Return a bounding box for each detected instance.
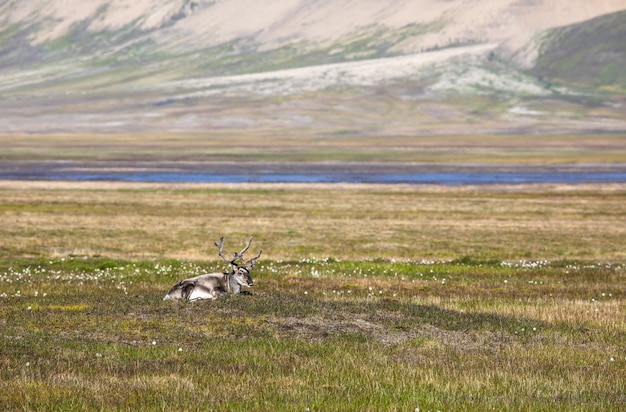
[1,181,625,261]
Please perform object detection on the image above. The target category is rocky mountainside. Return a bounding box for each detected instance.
[0,0,624,135]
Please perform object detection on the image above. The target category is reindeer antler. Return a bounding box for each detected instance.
[238,237,262,268]
[214,236,226,259]
[243,249,263,269]
[214,236,262,268]
[215,237,238,267]
[236,237,253,259]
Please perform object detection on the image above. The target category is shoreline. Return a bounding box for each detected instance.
[2,179,626,193]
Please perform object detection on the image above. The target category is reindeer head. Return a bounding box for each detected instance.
[232,266,255,287]
[215,236,262,287]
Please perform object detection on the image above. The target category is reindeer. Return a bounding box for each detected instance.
[163,237,262,301]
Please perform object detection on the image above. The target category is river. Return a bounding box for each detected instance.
[2,161,625,185]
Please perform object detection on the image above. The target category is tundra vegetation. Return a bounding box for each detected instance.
[1,182,625,410]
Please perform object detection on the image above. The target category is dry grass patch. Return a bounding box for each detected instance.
[1,182,625,261]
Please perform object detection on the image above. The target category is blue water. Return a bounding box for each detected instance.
[3,161,626,185]
[45,171,626,185]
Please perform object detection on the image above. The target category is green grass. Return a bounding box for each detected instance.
[0,184,625,410]
[1,257,624,410]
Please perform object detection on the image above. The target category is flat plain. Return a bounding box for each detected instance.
[2,133,626,163]
[1,177,625,410]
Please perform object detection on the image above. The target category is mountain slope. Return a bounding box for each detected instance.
[532,9,626,91]
[0,0,625,135]
[2,0,625,73]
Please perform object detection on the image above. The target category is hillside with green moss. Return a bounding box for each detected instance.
[532,10,626,92]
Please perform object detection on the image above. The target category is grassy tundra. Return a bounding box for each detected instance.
[1,182,625,410]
